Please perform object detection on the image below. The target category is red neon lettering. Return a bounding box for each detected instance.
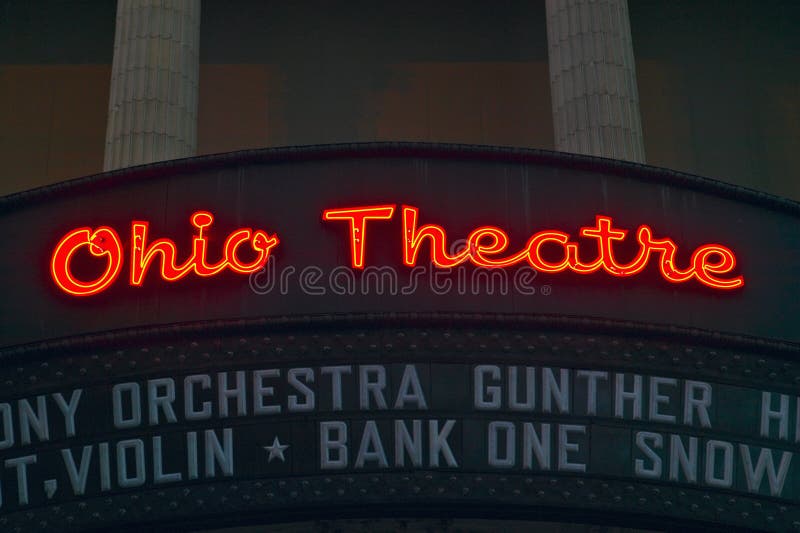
[580,215,632,274]
[52,211,278,296]
[50,226,124,296]
[637,227,695,283]
[51,206,743,295]
[327,204,743,291]
[525,231,572,273]
[402,206,470,268]
[322,205,395,269]
[130,211,232,285]
[691,244,742,289]
[467,226,529,268]
[224,229,277,274]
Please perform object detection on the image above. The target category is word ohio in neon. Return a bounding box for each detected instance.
[51,211,278,296]
[322,205,744,290]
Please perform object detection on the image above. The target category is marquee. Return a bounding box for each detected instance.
[50,207,743,296]
[0,144,798,531]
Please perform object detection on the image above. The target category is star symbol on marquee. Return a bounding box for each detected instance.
[264,436,289,463]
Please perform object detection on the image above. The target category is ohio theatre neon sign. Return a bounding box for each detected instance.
[51,205,744,296]
[51,212,279,297]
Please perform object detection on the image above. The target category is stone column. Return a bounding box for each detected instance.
[545,0,645,162]
[104,0,201,171]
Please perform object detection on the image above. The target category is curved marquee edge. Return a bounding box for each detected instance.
[2,142,800,217]
[4,488,754,533]
[2,311,798,361]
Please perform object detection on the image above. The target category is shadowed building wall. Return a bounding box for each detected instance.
[0,0,797,200]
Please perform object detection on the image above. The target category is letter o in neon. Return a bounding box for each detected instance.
[51,226,124,296]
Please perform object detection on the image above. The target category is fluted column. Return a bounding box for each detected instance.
[545,0,645,162]
[104,0,201,171]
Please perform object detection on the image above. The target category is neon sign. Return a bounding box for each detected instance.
[51,211,279,296]
[322,205,395,268]
[323,205,744,290]
[51,226,124,296]
[51,206,743,296]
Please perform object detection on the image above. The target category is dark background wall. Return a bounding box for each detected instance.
[0,0,797,199]
[631,0,800,199]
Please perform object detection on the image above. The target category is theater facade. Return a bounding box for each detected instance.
[2,1,799,532]
[0,143,798,531]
